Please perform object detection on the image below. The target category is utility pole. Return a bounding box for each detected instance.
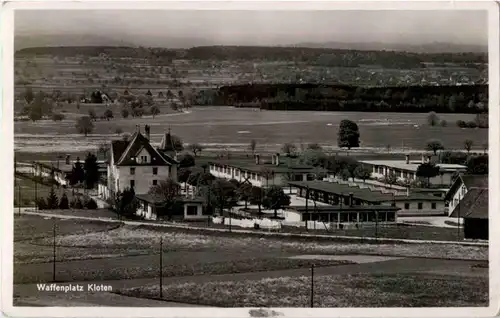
[18,184,21,216]
[305,187,309,231]
[35,178,38,210]
[52,223,56,282]
[159,236,163,299]
[310,264,315,308]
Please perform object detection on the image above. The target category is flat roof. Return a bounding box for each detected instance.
[359,160,466,172]
[136,194,204,204]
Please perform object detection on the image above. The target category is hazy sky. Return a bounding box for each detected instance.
[15,10,488,46]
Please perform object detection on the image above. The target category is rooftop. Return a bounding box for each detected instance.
[136,193,205,204]
[444,174,488,200]
[449,188,488,219]
[289,180,442,202]
[359,160,467,172]
[292,205,400,213]
[209,157,323,174]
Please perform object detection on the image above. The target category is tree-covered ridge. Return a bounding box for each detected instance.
[193,83,488,114]
[15,45,487,69]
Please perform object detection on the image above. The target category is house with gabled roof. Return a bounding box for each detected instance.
[444,174,488,217]
[105,125,179,197]
[449,188,488,240]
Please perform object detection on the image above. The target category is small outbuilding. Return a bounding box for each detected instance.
[449,188,488,240]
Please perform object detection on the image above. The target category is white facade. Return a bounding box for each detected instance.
[448,183,468,216]
[110,164,176,195]
[209,163,310,188]
[392,200,446,216]
[361,160,466,186]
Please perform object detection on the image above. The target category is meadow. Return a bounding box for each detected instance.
[15,106,487,154]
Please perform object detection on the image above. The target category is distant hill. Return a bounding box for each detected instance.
[14,34,136,51]
[290,41,488,53]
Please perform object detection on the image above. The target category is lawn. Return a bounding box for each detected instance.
[29,224,488,261]
[117,272,488,307]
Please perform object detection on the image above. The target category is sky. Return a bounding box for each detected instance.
[15,10,488,47]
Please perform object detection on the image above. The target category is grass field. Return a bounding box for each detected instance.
[15,107,488,154]
[117,273,488,307]
[13,175,85,206]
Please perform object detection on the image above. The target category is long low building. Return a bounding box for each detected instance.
[283,205,400,226]
[289,180,446,216]
[209,154,325,188]
[359,155,467,186]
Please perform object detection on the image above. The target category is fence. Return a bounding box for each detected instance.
[212,216,282,230]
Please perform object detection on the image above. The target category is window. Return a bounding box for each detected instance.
[152,180,157,186]
[404,203,410,210]
[186,205,198,216]
[153,167,158,175]
[141,155,147,163]
[130,168,135,175]
[431,203,437,209]
[130,180,135,188]
[418,202,423,210]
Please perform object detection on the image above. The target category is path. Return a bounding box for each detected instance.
[17,209,487,247]
[13,257,486,307]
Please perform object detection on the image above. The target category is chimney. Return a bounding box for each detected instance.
[421,154,425,164]
[255,154,260,165]
[65,155,70,165]
[427,155,431,163]
[349,192,354,207]
[406,187,410,197]
[405,155,410,164]
[276,153,280,166]
[144,124,150,141]
[271,155,276,165]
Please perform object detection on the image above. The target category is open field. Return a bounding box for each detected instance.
[118,273,488,307]
[15,107,487,154]
[13,214,488,306]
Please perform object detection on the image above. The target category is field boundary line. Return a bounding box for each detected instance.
[19,210,488,247]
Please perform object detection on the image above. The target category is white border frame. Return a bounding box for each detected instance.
[1,1,498,317]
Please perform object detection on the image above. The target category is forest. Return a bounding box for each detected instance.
[193,83,488,114]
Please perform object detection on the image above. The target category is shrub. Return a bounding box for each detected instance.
[52,113,65,121]
[466,121,478,128]
[70,197,83,209]
[36,198,47,210]
[59,193,69,209]
[85,198,98,209]
[115,127,123,135]
[456,120,467,128]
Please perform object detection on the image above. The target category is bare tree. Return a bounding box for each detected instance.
[188,143,204,157]
[464,139,474,154]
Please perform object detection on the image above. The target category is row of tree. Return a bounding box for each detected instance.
[16,46,487,69]
[35,188,98,210]
[193,83,488,114]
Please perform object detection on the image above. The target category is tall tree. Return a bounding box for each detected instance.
[46,187,59,209]
[188,143,204,157]
[384,171,398,188]
[337,119,360,150]
[76,116,94,136]
[466,155,488,175]
[150,105,160,118]
[427,111,440,126]
[205,179,238,216]
[416,163,440,187]
[262,186,291,218]
[82,153,99,189]
[426,139,444,155]
[148,178,181,220]
[23,87,35,104]
[70,157,85,186]
[114,188,139,218]
[354,165,372,183]
[236,182,253,209]
[464,139,474,154]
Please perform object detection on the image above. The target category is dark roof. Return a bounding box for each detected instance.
[111,140,129,164]
[444,174,488,201]
[209,159,322,174]
[461,175,488,189]
[292,205,400,213]
[449,188,488,219]
[113,132,177,166]
[392,193,443,202]
[159,130,175,151]
[288,181,395,203]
